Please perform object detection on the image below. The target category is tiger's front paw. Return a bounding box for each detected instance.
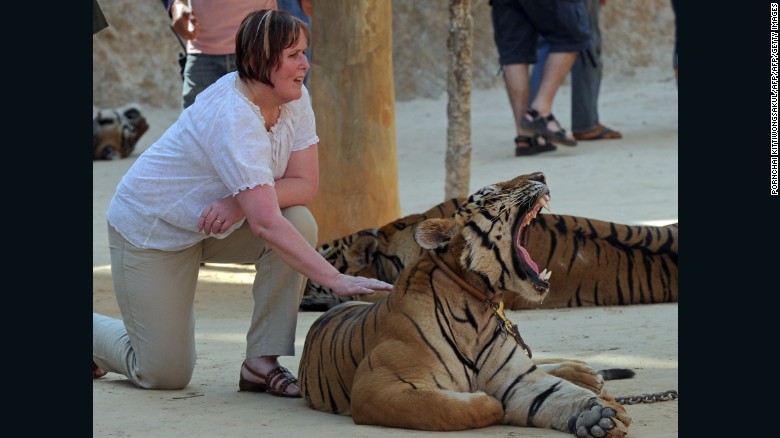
[544,361,604,395]
[568,398,631,438]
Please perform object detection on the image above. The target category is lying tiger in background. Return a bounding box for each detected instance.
[299,199,462,311]
[299,197,677,311]
[299,172,632,435]
[92,104,150,160]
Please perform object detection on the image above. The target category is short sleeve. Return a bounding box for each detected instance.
[195,100,277,195]
[291,86,318,151]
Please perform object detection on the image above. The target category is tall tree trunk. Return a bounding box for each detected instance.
[445,0,473,200]
[308,0,401,246]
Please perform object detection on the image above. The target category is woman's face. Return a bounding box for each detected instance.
[270,30,310,102]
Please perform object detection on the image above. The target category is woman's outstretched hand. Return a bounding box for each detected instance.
[329,274,393,297]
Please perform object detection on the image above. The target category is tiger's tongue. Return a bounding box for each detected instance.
[517,245,539,274]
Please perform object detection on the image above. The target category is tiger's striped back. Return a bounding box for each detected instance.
[300,197,678,311]
[506,214,678,309]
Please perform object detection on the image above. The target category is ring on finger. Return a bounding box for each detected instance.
[215,220,223,225]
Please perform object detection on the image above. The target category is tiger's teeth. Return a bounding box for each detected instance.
[538,269,552,281]
[538,198,551,212]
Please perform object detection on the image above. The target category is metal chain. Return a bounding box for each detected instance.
[615,390,678,405]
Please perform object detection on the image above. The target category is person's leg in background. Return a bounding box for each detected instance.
[182,53,237,109]
[529,0,621,142]
[570,0,621,141]
[490,0,556,156]
[519,0,588,147]
[529,36,550,101]
[502,62,534,144]
[571,0,600,136]
[529,50,578,134]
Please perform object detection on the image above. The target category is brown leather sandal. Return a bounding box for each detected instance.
[238,362,301,398]
[573,124,623,141]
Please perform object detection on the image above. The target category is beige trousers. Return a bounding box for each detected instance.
[93,206,317,389]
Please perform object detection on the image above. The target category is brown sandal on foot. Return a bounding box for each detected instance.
[573,124,623,141]
[239,362,301,398]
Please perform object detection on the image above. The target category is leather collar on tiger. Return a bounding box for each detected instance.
[301,185,677,312]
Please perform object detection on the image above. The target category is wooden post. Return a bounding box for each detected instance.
[445,0,473,200]
[307,0,401,245]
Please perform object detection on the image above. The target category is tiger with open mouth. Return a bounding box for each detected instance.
[299,172,631,436]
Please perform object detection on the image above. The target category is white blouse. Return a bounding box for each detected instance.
[107,72,319,251]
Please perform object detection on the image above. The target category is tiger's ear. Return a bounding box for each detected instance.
[414,218,457,249]
[345,234,379,270]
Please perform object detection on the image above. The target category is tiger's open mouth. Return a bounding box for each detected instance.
[515,193,552,293]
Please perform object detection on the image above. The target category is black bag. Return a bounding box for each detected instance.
[170,26,188,80]
[178,51,187,80]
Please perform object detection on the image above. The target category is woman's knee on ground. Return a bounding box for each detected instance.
[282,206,317,246]
[139,354,196,390]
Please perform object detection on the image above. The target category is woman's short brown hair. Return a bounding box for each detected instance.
[235,9,310,87]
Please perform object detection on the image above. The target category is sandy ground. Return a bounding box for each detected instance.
[93,69,678,437]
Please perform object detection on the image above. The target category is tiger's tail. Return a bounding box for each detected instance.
[597,368,636,380]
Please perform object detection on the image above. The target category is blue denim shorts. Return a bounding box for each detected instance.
[490,0,591,65]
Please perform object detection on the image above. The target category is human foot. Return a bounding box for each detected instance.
[573,124,623,141]
[93,360,107,379]
[239,359,301,397]
[514,134,557,156]
[520,109,577,146]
